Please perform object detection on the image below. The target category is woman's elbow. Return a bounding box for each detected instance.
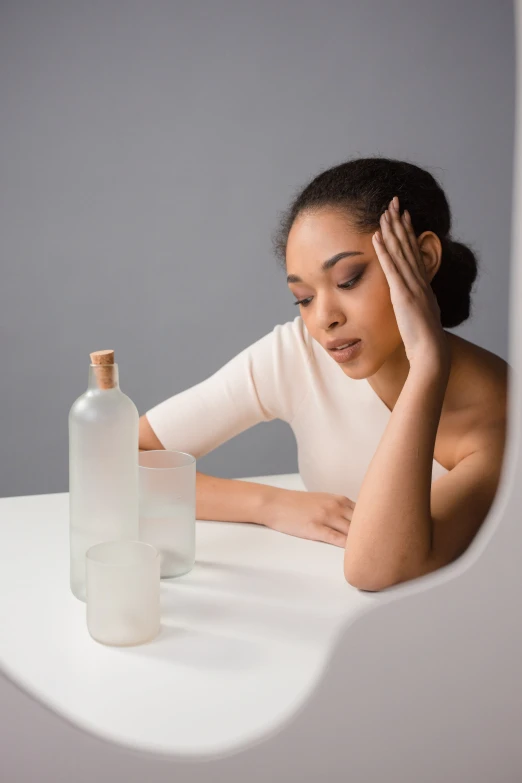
[343,561,396,592]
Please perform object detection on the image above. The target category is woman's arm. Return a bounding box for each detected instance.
[139,413,279,524]
[344,195,460,590]
[344,358,450,590]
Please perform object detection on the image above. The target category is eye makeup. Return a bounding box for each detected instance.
[293,271,365,307]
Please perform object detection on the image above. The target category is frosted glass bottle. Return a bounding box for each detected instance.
[69,351,139,602]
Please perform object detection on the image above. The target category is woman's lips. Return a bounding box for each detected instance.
[328,339,362,363]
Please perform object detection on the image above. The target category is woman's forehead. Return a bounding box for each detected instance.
[287,211,373,259]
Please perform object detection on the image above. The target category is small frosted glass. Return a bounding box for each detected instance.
[86,540,160,646]
[139,450,196,579]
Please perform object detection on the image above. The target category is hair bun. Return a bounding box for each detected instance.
[431,238,480,328]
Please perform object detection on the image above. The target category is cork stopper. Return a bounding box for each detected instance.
[90,350,116,390]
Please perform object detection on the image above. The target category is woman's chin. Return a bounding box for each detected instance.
[340,362,370,380]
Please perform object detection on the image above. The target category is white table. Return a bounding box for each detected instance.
[0,473,384,758]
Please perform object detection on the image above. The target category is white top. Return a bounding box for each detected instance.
[146,315,449,499]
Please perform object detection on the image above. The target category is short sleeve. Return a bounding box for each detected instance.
[144,316,311,457]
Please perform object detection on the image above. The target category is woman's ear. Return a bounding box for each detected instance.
[416,231,443,283]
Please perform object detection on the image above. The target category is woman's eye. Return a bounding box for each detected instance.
[339,273,363,290]
[293,273,363,307]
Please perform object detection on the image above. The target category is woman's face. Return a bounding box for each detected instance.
[286,207,404,378]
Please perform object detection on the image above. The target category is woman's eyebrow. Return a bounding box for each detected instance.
[287,251,365,284]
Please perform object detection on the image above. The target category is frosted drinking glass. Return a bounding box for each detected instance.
[138,450,196,579]
[86,540,160,646]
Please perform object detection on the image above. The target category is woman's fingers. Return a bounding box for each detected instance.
[324,515,351,535]
[335,496,355,522]
[336,495,355,509]
[318,525,347,548]
[373,227,408,291]
[387,199,428,283]
[379,210,419,292]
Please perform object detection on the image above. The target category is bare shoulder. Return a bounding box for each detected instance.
[446,332,508,414]
[444,332,508,465]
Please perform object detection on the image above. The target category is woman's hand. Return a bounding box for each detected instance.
[258,487,355,547]
[373,196,450,371]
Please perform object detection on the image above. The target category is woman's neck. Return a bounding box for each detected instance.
[366,332,453,413]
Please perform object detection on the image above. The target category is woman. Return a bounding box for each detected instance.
[139,156,507,591]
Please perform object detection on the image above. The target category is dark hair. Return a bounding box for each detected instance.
[272,156,480,328]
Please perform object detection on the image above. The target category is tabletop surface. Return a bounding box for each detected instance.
[0,473,384,758]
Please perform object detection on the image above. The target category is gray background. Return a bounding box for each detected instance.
[0,0,514,499]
